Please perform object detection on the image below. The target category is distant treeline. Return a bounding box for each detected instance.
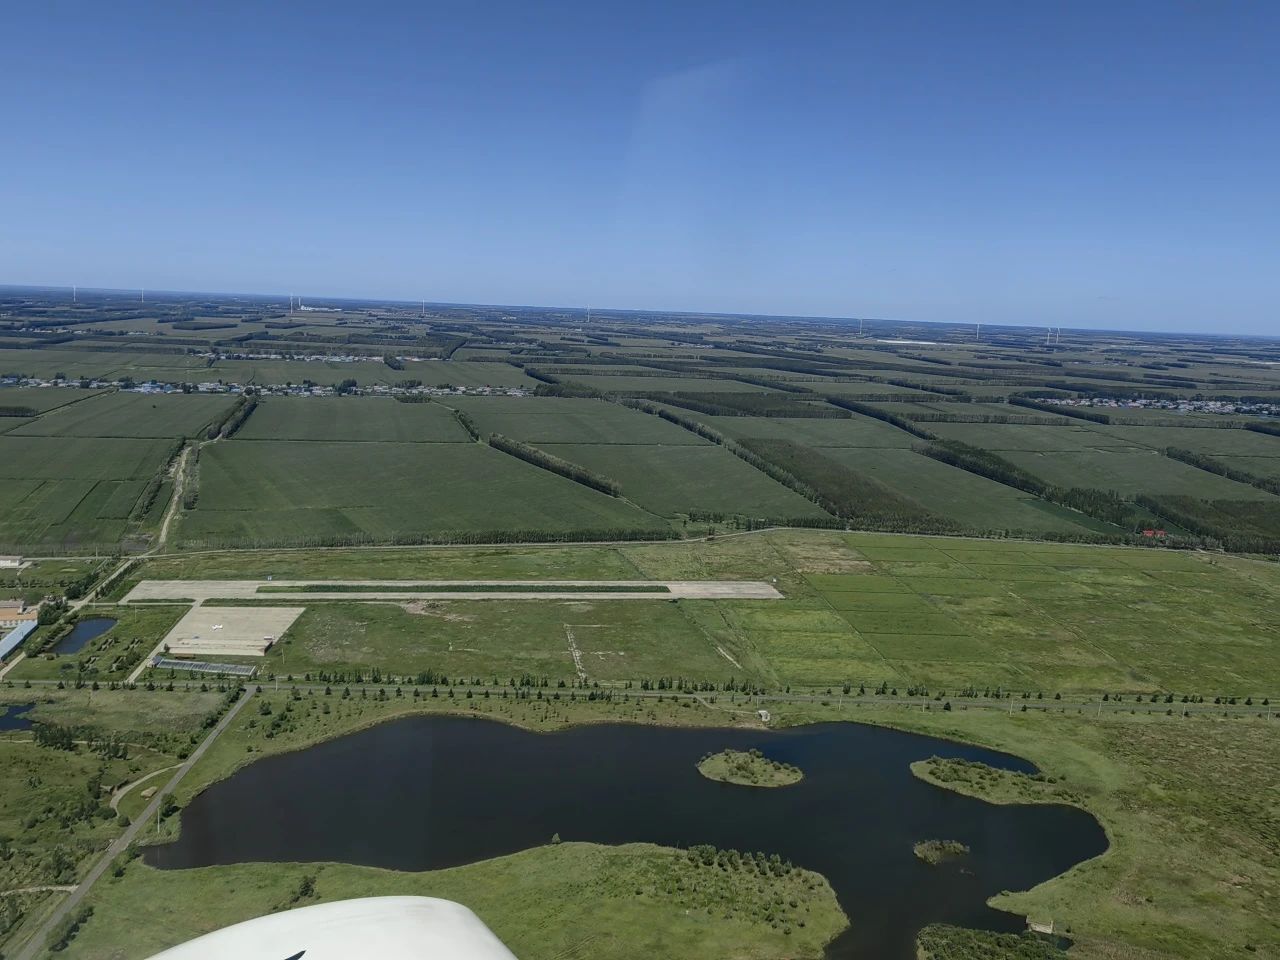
[452,408,481,441]
[823,397,938,440]
[182,445,201,509]
[619,399,728,444]
[915,438,1138,528]
[205,393,257,440]
[904,412,1066,425]
[1164,447,1280,497]
[739,438,958,532]
[882,378,970,398]
[171,320,237,331]
[488,433,620,496]
[532,381,604,399]
[641,391,850,419]
[130,438,185,522]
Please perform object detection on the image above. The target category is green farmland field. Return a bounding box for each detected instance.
[393,360,536,388]
[11,390,235,438]
[926,421,1143,452]
[1216,455,1280,480]
[817,447,1107,534]
[1092,424,1280,457]
[211,358,537,389]
[703,412,915,448]
[452,396,710,444]
[0,436,171,481]
[536,442,830,518]
[178,440,667,546]
[235,396,469,442]
[1000,447,1277,499]
[0,386,105,414]
[564,374,781,394]
[0,348,212,382]
[0,435,173,550]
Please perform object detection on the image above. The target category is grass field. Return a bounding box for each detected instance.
[178,440,667,547]
[234,396,469,442]
[0,686,231,958]
[833,703,1278,960]
[56,843,845,960]
[243,597,734,680]
[131,530,1280,695]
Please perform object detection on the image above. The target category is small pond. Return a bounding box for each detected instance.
[51,617,117,655]
[146,716,1107,959]
[0,702,35,731]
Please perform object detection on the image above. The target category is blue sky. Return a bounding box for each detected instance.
[3,1,1277,333]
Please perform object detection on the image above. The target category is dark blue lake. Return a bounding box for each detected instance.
[146,716,1107,959]
[0,702,35,731]
[51,617,117,654]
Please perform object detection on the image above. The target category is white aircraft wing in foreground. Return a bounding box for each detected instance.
[145,897,518,960]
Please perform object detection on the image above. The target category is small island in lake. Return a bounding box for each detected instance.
[913,839,970,865]
[697,748,804,788]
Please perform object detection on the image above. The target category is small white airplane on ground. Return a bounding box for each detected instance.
[146,897,518,960]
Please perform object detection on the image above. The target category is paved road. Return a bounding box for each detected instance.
[11,687,255,960]
[122,578,785,603]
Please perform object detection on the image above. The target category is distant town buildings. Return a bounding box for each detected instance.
[1041,396,1280,418]
[0,370,527,400]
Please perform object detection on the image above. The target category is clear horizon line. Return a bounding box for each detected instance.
[0,281,1276,342]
